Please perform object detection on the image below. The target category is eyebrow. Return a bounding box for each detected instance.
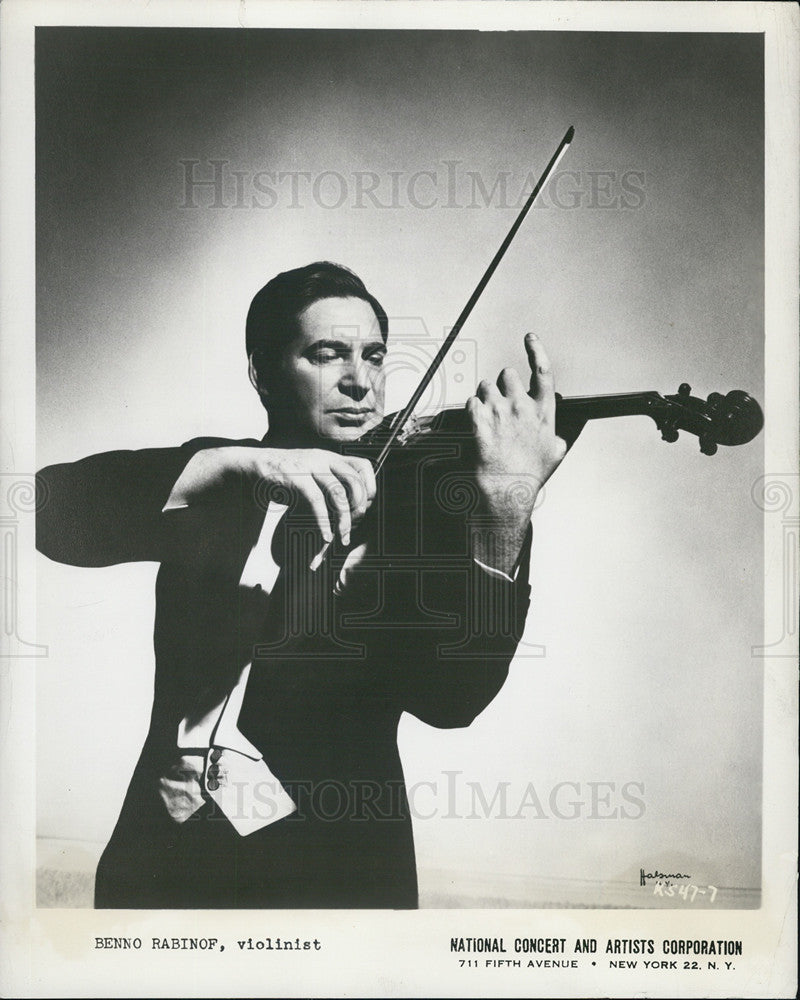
[306,339,387,352]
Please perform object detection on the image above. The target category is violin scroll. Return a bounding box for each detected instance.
[699,388,764,447]
[658,384,764,454]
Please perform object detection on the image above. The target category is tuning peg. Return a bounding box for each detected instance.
[699,434,718,456]
[661,427,679,443]
[678,383,691,397]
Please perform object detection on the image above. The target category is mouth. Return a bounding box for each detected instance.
[328,407,378,429]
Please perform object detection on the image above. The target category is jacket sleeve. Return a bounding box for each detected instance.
[36,445,200,567]
[389,526,532,729]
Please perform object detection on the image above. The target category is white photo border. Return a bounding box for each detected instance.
[1,2,797,998]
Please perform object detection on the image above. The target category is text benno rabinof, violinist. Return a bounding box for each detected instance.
[36,261,568,909]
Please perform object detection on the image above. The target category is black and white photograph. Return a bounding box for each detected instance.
[1,1,797,997]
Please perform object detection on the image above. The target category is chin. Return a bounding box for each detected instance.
[323,424,372,443]
[321,414,383,443]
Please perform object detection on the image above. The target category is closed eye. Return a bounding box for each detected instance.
[308,348,341,364]
[304,342,347,365]
[364,347,387,367]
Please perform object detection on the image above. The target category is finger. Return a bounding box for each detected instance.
[525,332,556,422]
[329,459,370,524]
[295,478,334,545]
[465,393,484,430]
[342,455,377,507]
[496,366,526,398]
[313,471,352,546]
[476,378,500,404]
[309,539,331,573]
[360,457,377,503]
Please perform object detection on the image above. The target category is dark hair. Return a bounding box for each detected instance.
[246,261,388,394]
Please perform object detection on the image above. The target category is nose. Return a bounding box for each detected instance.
[338,357,372,401]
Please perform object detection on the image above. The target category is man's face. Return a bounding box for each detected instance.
[270,296,387,445]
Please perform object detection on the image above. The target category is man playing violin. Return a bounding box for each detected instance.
[36,261,566,908]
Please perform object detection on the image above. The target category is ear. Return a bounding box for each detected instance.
[248,353,264,393]
[247,353,258,390]
[248,353,270,408]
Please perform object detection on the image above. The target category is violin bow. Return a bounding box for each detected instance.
[373,125,575,475]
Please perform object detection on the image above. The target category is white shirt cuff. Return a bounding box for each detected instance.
[473,557,517,583]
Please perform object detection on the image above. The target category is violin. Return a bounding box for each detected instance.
[359,382,763,460]
[361,126,763,476]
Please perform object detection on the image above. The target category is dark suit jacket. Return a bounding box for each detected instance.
[37,436,532,908]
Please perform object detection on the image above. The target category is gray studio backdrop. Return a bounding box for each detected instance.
[36,28,763,907]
